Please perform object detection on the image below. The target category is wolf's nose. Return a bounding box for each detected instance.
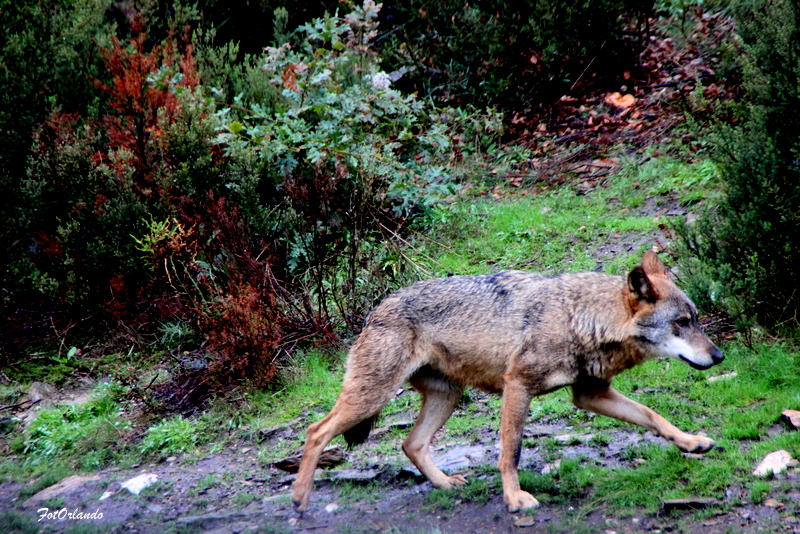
[711,346,724,364]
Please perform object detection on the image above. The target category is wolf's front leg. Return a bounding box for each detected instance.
[571,382,715,454]
[499,378,540,512]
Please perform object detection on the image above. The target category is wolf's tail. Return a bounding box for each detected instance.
[343,413,379,446]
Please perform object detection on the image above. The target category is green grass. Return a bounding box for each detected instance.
[412,156,721,277]
[244,350,345,430]
[0,511,41,534]
[141,415,205,456]
[15,382,132,470]
[565,342,800,512]
[232,491,259,506]
[424,476,498,511]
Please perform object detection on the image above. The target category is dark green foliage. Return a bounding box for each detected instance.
[0,0,110,308]
[377,0,634,108]
[679,0,800,332]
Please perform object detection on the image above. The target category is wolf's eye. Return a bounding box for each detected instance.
[675,317,690,327]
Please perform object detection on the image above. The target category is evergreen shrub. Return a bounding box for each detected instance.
[679,0,800,332]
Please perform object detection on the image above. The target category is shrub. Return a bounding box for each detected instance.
[679,0,800,332]
[0,0,110,312]
[5,1,504,390]
[17,15,220,316]
[215,1,503,331]
[376,0,634,108]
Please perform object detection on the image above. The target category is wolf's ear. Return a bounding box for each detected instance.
[628,265,659,303]
[641,250,669,278]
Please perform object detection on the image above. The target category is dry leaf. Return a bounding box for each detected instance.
[282,63,307,92]
[604,92,636,109]
[515,516,536,527]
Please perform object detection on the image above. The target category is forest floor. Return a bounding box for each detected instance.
[3,385,799,534]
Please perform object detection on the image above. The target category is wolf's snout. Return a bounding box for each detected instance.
[711,346,724,365]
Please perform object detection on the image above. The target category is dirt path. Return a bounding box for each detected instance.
[4,402,798,534]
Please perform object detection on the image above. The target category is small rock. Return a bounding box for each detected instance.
[753,450,794,476]
[541,459,561,475]
[764,498,784,508]
[99,491,114,501]
[781,409,800,429]
[325,503,339,513]
[553,433,593,444]
[23,474,102,508]
[515,516,536,527]
[166,456,177,463]
[258,416,304,441]
[120,473,159,495]
[288,517,299,526]
[27,381,57,403]
[707,371,737,382]
[146,503,164,513]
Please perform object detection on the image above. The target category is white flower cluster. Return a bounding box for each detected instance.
[369,71,392,91]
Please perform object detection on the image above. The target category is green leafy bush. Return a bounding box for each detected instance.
[0,0,110,309]
[16,18,220,314]
[679,0,800,332]
[215,1,503,330]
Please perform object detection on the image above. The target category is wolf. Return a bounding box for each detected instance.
[292,251,724,513]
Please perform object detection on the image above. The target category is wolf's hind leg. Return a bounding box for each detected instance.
[403,371,466,488]
[292,343,411,513]
[292,395,383,513]
[571,382,715,453]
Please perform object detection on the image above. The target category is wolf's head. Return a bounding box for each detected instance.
[627,251,724,370]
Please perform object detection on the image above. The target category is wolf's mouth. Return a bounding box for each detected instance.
[679,355,713,370]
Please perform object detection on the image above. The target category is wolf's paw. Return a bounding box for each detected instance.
[431,472,468,489]
[677,434,715,454]
[505,490,540,513]
[292,487,310,514]
[445,474,468,487]
[292,497,307,514]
